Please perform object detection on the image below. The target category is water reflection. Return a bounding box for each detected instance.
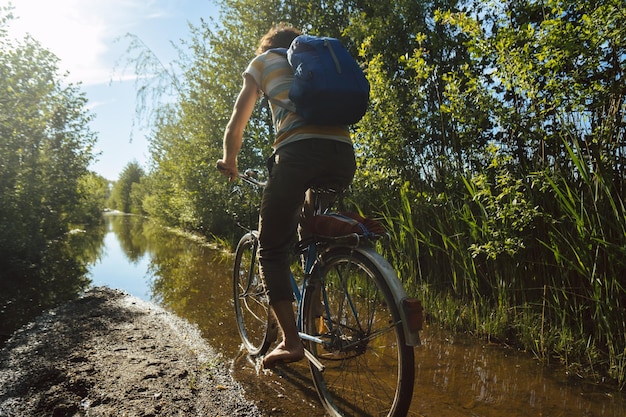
[90,215,236,347]
[95,215,326,415]
[89,216,626,416]
[413,331,625,416]
[145,221,234,346]
[89,214,152,299]
[0,219,106,344]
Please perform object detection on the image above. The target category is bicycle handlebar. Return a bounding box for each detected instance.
[217,163,266,188]
[238,169,267,188]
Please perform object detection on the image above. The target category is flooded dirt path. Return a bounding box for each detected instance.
[90,215,626,416]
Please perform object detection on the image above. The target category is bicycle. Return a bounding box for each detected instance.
[231,169,422,417]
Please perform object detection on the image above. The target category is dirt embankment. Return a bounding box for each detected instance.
[0,287,261,417]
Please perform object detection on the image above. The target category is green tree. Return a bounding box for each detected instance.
[77,172,111,223]
[133,0,365,235]
[108,161,145,214]
[1,6,97,261]
[135,3,287,234]
[1,5,101,339]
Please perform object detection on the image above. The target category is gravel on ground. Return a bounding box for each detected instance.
[0,287,262,417]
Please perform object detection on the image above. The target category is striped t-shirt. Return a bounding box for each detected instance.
[244,51,351,150]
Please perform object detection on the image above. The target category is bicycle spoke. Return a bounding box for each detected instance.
[302,247,415,417]
[240,294,267,324]
[233,232,275,356]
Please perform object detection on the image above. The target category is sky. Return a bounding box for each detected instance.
[6,0,219,180]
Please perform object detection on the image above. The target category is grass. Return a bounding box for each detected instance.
[378,141,626,389]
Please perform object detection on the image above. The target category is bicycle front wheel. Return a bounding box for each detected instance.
[303,247,415,417]
[233,232,277,356]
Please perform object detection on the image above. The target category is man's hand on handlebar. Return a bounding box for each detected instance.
[216,160,239,182]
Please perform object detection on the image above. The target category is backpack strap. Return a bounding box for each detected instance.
[269,47,288,56]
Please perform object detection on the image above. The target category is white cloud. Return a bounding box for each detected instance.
[4,0,207,179]
[85,98,114,112]
[7,0,171,85]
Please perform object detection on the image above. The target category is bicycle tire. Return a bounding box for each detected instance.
[302,247,415,417]
[233,232,277,356]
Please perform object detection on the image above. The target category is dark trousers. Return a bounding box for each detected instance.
[259,138,356,303]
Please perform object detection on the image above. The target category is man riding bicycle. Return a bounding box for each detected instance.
[216,24,356,369]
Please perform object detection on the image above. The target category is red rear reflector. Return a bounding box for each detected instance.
[403,298,423,332]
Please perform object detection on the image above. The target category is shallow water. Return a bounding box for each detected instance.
[89,215,625,416]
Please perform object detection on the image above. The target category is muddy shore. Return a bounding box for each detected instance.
[0,287,261,417]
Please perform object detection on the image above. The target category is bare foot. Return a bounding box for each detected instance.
[262,341,305,369]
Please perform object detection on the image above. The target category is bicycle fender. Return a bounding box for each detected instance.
[354,247,421,347]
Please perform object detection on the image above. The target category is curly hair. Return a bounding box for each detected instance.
[256,23,302,55]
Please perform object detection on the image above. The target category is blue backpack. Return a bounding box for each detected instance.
[270,35,370,125]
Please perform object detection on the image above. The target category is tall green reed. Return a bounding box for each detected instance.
[379,142,626,387]
[533,138,626,386]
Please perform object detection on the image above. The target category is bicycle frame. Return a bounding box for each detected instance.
[290,243,318,332]
[233,168,421,369]
[289,240,332,372]
[289,240,343,334]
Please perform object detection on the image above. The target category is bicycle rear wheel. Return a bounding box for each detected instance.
[303,247,415,417]
[233,232,277,356]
